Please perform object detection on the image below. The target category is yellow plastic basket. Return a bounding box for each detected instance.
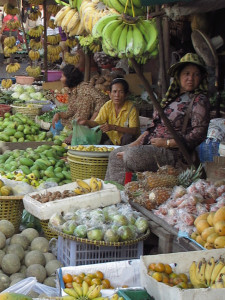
[40,219,58,240]
[68,152,109,181]
[12,106,42,121]
[0,196,24,232]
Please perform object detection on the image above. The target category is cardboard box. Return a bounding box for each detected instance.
[23,179,121,220]
[42,81,63,91]
[57,259,141,297]
[205,161,225,182]
[4,141,54,151]
[140,249,225,300]
[124,73,152,95]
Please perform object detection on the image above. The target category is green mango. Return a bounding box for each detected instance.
[4,128,16,136]
[19,157,34,167]
[54,167,62,173]
[55,172,64,180]
[18,137,25,143]
[62,170,71,180]
[36,161,48,170]
[33,169,40,179]
[24,127,31,135]
[14,131,24,139]
[17,124,24,132]
[20,165,31,175]
[0,134,10,142]
[30,165,39,172]
[54,139,62,146]
[45,177,60,183]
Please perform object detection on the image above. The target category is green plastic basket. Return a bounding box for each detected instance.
[118,289,154,300]
[141,0,191,5]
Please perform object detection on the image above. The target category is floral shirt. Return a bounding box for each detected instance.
[145,92,210,150]
[61,82,108,129]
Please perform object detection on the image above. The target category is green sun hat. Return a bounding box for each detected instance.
[168,53,207,76]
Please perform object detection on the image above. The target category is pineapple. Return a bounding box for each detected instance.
[157,165,181,176]
[144,172,178,190]
[149,187,172,206]
[178,164,203,188]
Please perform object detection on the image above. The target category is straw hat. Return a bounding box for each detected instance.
[168,53,207,76]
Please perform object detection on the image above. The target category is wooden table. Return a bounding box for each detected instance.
[130,201,202,254]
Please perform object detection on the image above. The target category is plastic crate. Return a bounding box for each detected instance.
[118,289,154,300]
[57,236,143,266]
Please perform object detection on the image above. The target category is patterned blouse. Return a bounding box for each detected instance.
[61,82,108,129]
[144,92,210,150]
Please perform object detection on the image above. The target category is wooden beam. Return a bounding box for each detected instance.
[43,0,48,82]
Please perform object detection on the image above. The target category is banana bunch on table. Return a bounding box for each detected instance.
[1,79,12,89]
[74,178,102,195]
[189,256,225,288]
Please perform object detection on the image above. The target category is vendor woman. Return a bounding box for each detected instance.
[77,77,140,145]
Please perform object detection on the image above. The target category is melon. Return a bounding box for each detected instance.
[26,264,47,283]
[0,250,5,267]
[10,234,30,250]
[30,237,49,253]
[1,254,21,274]
[43,276,56,287]
[10,272,25,281]
[43,252,56,265]
[19,265,27,276]
[0,273,10,290]
[45,260,63,276]
[6,244,25,261]
[0,281,5,292]
[0,220,15,238]
[21,228,39,243]
[10,278,24,286]
[25,250,46,267]
[0,232,6,249]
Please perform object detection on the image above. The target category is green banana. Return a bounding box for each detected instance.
[125,25,134,58]
[108,0,124,13]
[110,22,125,51]
[132,24,146,56]
[92,14,119,38]
[138,19,158,53]
[102,19,122,51]
[117,23,129,58]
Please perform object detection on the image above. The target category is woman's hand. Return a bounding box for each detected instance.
[64,134,72,145]
[100,123,113,133]
[52,113,60,129]
[77,118,87,125]
[151,138,167,148]
[116,151,124,159]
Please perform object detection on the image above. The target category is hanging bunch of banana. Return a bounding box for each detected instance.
[28,0,44,5]
[101,0,145,17]
[28,25,44,38]
[66,37,78,49]
[28,50,40,61]
[6,63,21,74]
[4,32,20,74]
[28,9,42,21]
[47,34,61,45]
[92,11,159,64]
[79,0,118,34]
[64,52,80,66]
[26,65,41,78]
[47,45,62,63]
[48,19,57,30]
[3,3,19,15]
[6,20,20,30]
[79,35,102,54]
[29,39,42,50]
[1,79,13,89]
[54,6,84,36]
[47,5,61,16]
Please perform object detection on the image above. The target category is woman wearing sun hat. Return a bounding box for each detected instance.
[105,53,211,185]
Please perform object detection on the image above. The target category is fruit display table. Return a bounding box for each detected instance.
[130,201,202,253]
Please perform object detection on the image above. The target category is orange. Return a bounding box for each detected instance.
[84,276,92,286]
[87,273,96,278]
[178,273,188,283]
[65,282,73,288]
[164,264,172,274]
[73,275,83,284]
[155,263,165,273]
[95,270,104,280]
[79,272,86,278]
[152,272,163,282]
[91,278,102,285]
[162,273,169,284]
[63,273,73,284]
[148,263,156,271]
[101,279,110,289]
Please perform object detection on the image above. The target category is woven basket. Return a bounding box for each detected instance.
[0,104,11,117]
[68,153,108,181]
[40,219,58,240]
[49,224,150,247]
[11,105,42,121]
[0,196,24,232]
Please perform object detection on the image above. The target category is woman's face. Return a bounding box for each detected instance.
[110,83,126,106]
[179,64,202,93]
[60,73,67,87]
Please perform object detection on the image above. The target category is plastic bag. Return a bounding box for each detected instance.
[21,209,42,232]
[1,277,37,295]
[71,120,102,146]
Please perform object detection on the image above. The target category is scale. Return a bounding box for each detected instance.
[191,29,224,116]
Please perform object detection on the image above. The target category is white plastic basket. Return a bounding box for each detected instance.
[57,235,143,266]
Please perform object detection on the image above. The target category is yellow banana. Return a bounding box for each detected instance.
[215,265,225,283]
[76,179,91,192]
[110,294,119,300]
[62,296,75,300]
[196,258,206,284]
[189,261,205,288]
[97,179,102,190]
[90,177,99,192]
[214,279,224,288]
[87,285,101,299]
[64,288,78,298]
[72,282,83,297]
[82,280,89,296]
[210,258,225,285]
[205,256,215,286]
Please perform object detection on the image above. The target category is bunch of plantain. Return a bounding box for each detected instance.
[47,45,62,56]
[4,46,18,57]
[6,20,20,30]
[189,256,225,288]
[28,50,40,61]
[48,19,57,30]
[79,35,101,53]
[29,9,42,21]
[26,65,41,78]
[47,53,60,63]
[1,79,12,89]
[4,36,16,48]
[28,25,44,38]
[64,52,80,66]
[29,39,42,50]
[47,34,61,45]
[74,178,102,195]
[3,3,19,15]
[6,63,20,74]
[66,38,78,49]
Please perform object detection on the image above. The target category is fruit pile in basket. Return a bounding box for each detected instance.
[68,145,115,152]
[49,204,149,242]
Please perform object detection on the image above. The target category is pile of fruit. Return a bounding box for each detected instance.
[68,145,115,152]
[37,106,67,123]
[191,207,225,249]
[125,165,202,211]
[0,220,63,293]
[0,144,70,187]
[93,51,118,68]
[0,113,53,143]
[189,256,225,288]
[147,262,192,289]
[89,73,115,93]
[49,204,149,242]
[1,79,13,90]
[31,177,102,203]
